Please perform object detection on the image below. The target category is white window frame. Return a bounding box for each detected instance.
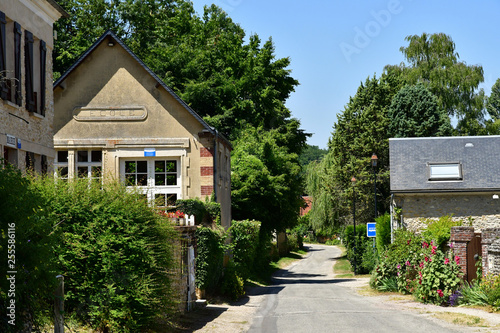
[76,149,102,181]
[428,163,463,181]
[54,150,69,181]
[120,157,182,208]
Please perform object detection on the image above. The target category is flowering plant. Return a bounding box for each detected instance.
[158,210,185,219]
[413,246,462,305]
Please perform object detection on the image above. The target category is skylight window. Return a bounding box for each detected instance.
[429,163,462,181]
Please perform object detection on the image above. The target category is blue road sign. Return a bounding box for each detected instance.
[367,223,376,237]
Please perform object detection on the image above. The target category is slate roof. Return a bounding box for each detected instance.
[390,136,500,193]
[53,30,230,147]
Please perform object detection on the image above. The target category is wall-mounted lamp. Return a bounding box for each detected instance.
[108,40,115,47]
[493,194,499,200]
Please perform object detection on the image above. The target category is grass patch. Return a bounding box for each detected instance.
[433,312,488,327]
[271,250,306,270]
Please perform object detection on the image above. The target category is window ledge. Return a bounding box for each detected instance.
[29,111,44,119]
[1,99,21,110]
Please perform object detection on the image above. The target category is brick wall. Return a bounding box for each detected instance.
[450,227,475,280]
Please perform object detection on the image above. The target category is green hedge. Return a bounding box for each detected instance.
[0,165,57,332]
[195,226,226,292]
[34,178,177,332]
[375,213,391,255]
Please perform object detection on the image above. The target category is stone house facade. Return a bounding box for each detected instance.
[390,136,500,232]
[390,136,500,278]
[53,30,232,229]
[0,0,67,172]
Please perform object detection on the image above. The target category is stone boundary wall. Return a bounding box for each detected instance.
[450,226,500,278]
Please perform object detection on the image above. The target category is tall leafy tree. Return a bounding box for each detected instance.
[388,83,452,138]
[485,78,500,135]
[231,126,305,233]
[385,33,486,135]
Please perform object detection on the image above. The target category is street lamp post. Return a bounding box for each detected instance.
[371,153,378,220]
[351,176,357,275]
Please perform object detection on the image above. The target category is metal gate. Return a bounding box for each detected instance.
[466,233,482,283]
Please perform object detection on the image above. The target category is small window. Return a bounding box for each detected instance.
[429,163,462,181]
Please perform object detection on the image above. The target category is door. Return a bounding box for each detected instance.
[466,233,482,283]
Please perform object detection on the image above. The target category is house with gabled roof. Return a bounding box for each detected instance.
[390,136,500,232]
[390,136,500,279]
[53,30,232,229]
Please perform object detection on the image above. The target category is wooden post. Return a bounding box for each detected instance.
[54,275,64,333]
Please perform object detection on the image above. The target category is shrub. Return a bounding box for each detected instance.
[413,247,462,304]
[229,220,260,281]
[361,238,378,273]
[0,165,58,332]
[195,226,226,292]
[375,213,391,255]
[176,198,221,225]
[343,224,369,274]
[220,261,245,301]
[421,215,462,250]
[33,178,177,332]
[482,274,500,311]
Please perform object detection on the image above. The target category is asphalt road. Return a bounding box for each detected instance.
[247,243,463,333]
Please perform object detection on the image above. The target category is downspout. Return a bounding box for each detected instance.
[213,129,218,202]
[390,194,394,244]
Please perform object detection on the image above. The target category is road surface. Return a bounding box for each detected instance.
[248,243,464,333]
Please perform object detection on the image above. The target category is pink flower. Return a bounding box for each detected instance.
[444,258,450,265]
[397,264,401,269]
[455,256,460,265]
[431,246,437,255]
[422,242,429,249]
[425,257,429,262]
[437,289,444,298]
[419,262,424,268]
[450,242,454,249]
[405,261,410,266]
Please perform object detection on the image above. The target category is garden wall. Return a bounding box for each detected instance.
[450,226,500,280]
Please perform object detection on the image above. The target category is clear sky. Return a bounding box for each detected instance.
[191,0,500,149]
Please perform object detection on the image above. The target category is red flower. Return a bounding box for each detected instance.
[425,257,429,262]
[455,256,460,265]
[431,246,437,255]
[444,258,450,265]
[437,289,444,298]
[407,239,411,245]
[419,262,424,268]
[422,242,429,249]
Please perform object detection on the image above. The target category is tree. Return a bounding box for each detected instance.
[231,126,305,233]
[385,33,486,135]
[485,78,500,134]
[388,83,452,138]
[299,144,327,168]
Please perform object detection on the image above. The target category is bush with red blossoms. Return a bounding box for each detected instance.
[413,246,462,305]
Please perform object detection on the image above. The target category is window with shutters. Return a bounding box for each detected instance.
[0,11,6,100]
[14,22,21,106]
[24,30,34,112]
[0,12,17,103]
[23,29,45,115]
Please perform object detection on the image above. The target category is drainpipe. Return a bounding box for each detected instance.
[390,194,394,244]
[213,129,218,202]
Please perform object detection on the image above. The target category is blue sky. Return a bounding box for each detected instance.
[191,0,500,149]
